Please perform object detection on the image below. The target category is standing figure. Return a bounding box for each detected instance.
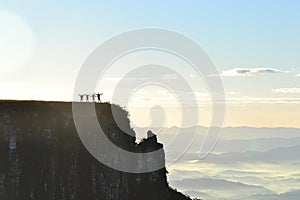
[90,93,97,102]
[84,94,89,102]
[79,94,84,102]
[97,93,103,102]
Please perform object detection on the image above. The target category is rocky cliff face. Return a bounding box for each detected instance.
[0,101,191,200]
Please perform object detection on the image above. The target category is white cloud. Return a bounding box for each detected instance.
[222,68,286,77]
[226,97,300,104]
[297,74,300,77]
[272,88,300,94]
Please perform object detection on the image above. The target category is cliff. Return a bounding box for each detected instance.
[0,100,191,200]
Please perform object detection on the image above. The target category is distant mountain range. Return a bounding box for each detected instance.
[134,126,300,154]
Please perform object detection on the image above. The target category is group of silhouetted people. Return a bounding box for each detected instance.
[79,93,103,102]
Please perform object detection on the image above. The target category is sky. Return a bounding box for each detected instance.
[0,0,300,127]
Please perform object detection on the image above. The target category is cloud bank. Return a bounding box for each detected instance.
[272,88,300,94]
[222,68,286,76]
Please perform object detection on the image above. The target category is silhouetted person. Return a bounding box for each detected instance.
[84,94,89,102]
[79,94,84,102]
[90,93,97,102]
[97,93,103,102]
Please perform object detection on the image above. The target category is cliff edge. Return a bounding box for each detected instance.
[0,100,192,200]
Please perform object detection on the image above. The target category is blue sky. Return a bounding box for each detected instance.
[0,0,300,127]
[3,0,300,68]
